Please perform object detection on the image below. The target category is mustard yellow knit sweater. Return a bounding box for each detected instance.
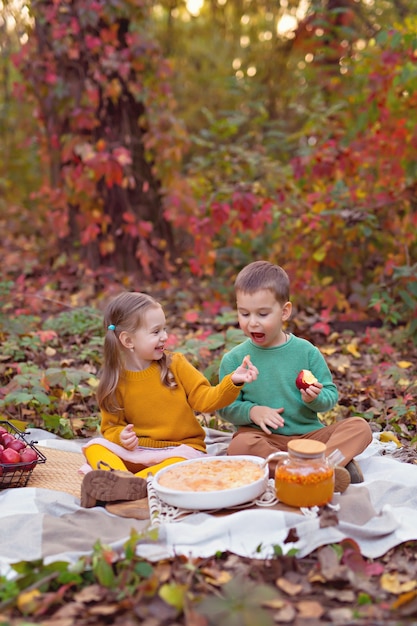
[100,352,242,452]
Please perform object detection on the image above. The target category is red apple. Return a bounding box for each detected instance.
[1,433,15,448]
[0,426,8,436]
[295,369,318,390]
[0,447,21,464]
[7,439,27,453]
[20,447,38,470]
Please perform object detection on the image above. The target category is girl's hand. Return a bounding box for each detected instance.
[300,382,323,403]
[231,354,259,385]
[120,423,138,450]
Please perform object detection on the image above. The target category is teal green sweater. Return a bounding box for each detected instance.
[218,335,338,435]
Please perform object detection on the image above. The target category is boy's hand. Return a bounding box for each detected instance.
[249,405,285,434]
[120,423,138,450]
[231,354,259,385]
[300,382,323,403]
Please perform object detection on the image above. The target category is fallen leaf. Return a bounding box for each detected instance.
[320,347,338,355]
[391,589,417,609]
[396,361,413,369]
[296,600,325,618]
[202,569,232,586]
[17,589,42,615]
[159,583,188,611]
[273,602,297,622]
[380,573,417,594]
[346,342,361,358]
[276,577,302,596]
[262,598,286,609]
[379,432,401,447]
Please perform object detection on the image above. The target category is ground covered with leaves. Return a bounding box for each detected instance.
[1,270,417,625]
[2,539,417,625]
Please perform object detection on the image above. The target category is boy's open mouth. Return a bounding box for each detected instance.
[251,332,265,343]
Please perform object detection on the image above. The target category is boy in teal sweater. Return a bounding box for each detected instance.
[218,261,373,491]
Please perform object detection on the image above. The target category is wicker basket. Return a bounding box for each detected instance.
[0,420,47,489]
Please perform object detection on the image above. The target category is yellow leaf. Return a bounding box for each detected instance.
[380,573,417,594]
[312,202,326,213]
[321,347,337,355]
[203,570,232,586]
[398,378,411,387]
[397,361,413,369]
[88,377,99,388]
[312,247,327,262]
[159,583,187,611]
[346,342,361,358]
[17,589,42,615]
[6,419,28,431]
[379,432,401,447]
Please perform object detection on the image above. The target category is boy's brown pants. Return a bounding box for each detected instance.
[227,416,373,471]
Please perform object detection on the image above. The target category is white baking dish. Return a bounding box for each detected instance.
[152,455,268,510]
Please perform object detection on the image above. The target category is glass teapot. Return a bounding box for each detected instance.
[264,440,344,508]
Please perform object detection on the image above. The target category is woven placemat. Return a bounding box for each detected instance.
[28,447,84,499]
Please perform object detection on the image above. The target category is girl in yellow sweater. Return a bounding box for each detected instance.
[81,291,258,506]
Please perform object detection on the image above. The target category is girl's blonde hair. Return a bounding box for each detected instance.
[97,291,176,414]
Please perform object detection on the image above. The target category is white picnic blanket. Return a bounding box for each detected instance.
[1,429,416,579]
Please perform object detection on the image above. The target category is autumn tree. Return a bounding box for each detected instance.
[13,0,192,277]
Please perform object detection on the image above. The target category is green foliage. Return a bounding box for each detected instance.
[0,529,159,611]
[43,306,103,338]
[0,363,99,438]
[177,325,246,384]
[369,263,417,340]
[0,282,40,335]
[196,575,278,626]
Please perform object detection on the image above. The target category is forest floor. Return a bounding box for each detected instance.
[1,269,417,625]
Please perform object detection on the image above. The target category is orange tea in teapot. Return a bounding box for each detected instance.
[274,440,334,508]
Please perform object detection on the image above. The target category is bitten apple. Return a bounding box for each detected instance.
[295,369,318,390]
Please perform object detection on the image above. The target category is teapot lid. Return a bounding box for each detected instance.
[288,439,327,458]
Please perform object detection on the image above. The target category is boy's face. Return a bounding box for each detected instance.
[236,289,291,348]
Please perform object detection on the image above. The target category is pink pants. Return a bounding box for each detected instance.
[228,417,372,473]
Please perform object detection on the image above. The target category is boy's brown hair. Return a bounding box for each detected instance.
[234,261,290,304]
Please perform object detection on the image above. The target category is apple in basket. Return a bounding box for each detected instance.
[0,447,21,465]
[20,447,38,470]
[1,433,16,448]
[295,369,318,391]
[7,439,27,453]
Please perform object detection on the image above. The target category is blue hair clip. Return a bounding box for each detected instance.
[108,324,116,331]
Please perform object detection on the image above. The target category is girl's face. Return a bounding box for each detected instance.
[121,305,168,370]
[236,288,291,348]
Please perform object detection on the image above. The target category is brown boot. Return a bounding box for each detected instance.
[345,459,364,484]
[81,469,147,508]
[334,466,351,493]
